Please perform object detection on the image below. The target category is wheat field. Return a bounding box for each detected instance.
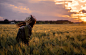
[0,24,86,55]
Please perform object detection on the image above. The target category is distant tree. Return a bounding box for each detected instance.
[4,19,10,24]
[12,20,16,22]
[4,19,9,22]
[12,20,17,23]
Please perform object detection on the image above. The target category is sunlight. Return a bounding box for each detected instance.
[80,17,86,22]
[54,0,86,22]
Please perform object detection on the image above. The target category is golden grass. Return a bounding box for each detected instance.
[0,24,86,55]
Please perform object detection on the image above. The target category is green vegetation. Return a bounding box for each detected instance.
[0,24,86,55]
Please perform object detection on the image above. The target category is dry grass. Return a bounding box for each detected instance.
[0,24,86,55]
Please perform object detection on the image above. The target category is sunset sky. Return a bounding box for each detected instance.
[0,0,86,22]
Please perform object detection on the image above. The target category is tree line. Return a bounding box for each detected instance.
[0,19,74,24]
[1,19,86,24]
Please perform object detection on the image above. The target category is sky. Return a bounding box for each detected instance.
[0,0,86,22]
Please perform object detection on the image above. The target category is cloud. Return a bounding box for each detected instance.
[82,10,86,13]
[0,2,32,20]
[54,0,86,22]
[0,3,32,14]
[54,0,86,12]
[10,5,32,14]
[0,0,80,22]
[0,16,4,20]
[28,1,72,19]
[28,0,54,3]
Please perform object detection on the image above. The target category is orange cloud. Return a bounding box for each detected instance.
[10,4,32,13]
[54,0,86,22]
[1,3,32,14]
[56,14,70,18]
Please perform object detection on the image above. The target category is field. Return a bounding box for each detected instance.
[0,24,86,55]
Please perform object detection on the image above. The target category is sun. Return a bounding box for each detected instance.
[80,17,86,22]
[83,20,86,22]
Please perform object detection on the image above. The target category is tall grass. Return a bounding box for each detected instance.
[0,24,86,55]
